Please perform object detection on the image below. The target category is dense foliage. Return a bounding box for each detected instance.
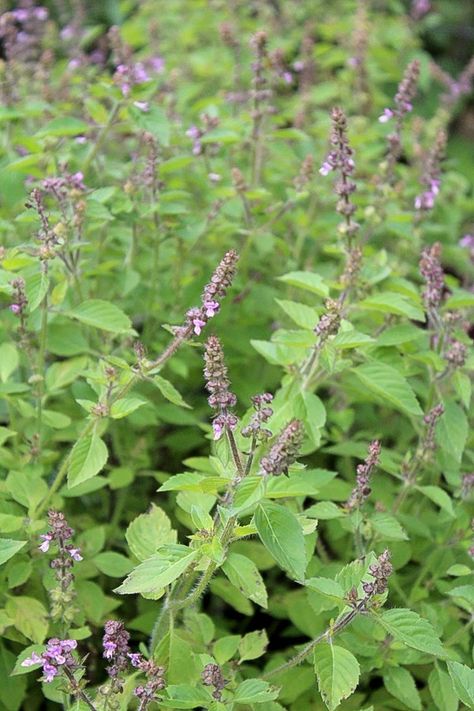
[0,1,473,710]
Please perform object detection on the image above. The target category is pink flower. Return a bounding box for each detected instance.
[319,161,332,176]
[203,300,220,317]
[192,318,206,335]
[10,304,21,315]
[378,108,394,123]
[21,652,42,667]
[283,71,293,84]
[133,101,149,112]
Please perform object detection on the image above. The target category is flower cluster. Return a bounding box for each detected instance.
[459,233,474,262]
[415,130,446,211]
[260,419,304,476]
[201,663,227,701]
[0,5,48,67]
[10,277,28,317]
[346,440,381,511]
[129,654,166,709]
[186,113,220,156]
[204,336,237,439]
[461,473,474,500]
[42,171,86,199]
[40,510,82,622]
[445,339,468,369]
[320,107,359,240]
[269,47,293,85]
[183,249,239,337]
[294,154,314,192]
[102,619,132,698]
[109,26,164,96]
[422,403,445,452]
[419,242,444,311]
[250,30,272,122]
[362,550,393,596]
[314,298,342,343]
[242,393,273,442]
[379,59,420,124]
[22,638,77,683]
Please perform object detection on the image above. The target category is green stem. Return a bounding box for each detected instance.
[82,101,122,175]
[33,328,193,519]
[263,601,365,679]
[36,288,49,447]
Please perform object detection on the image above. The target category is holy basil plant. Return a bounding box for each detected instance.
[0,0,472,709]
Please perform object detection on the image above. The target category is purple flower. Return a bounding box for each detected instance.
[10,304,21,315]
[68,548,83,562]
[378,108,394,123]
[319,161,333,176]
[104,641,117,659]
[128,653,143,667]
[283,71,293,84]
[192,317,206,335]
[186,125,200,140]
[42,663,58,683]
[21,652,42,667]
[39,533,52,552]
[149,56,165,74]
[203,300,220,317]
[133,100,149,112]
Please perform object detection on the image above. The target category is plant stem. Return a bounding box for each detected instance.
[33,328,193,519]
[82,101,122,175]
[263,601,366,679]
[62,667,98,711]
[36,287,49,448]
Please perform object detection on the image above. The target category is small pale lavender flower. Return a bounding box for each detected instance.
[378,108,394,123]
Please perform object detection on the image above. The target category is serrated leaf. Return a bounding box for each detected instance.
[36,117,89,137]
[351,361,423,416]
[110,397,146,419]
[0,539,27,566]
[5,597,48,643]
[376,608,445,657]
[436,400,468,462]
[222,552,268,609]
[67,299,132,333]
[383,666,422,710]
[126,505,177,562]
[93,552,133,577]
[446,661,473,708]
[154,375,191,408]
[0,343,19,382]
[417,485,455,517]
[428,665,459,711]
[68,434,108,487]
[238,630,268,663]
[276,299,317,329]
[305,577,345,606]
[278,271,329,296]
[371,512,408,540]
[233,678,279,704]
[359,292,424,321]
[314,643,360,710]
[115,546,200,595]
[254,502,307,581]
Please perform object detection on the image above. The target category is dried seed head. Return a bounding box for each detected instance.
[346,440,381,510]
[204,336,237,439]
[260,419,304,476]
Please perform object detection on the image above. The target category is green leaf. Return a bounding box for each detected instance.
[351,361,423,416]
[68,434,108,487]
[93,552,133,577]
[305,577,345,607]
[371,512,408,540]
[36,117,89,137]
[436,400,468,462]
[126,505,177,562]
[115,546,200,595]
[278,270,329,296]
[67,299,132,333]
[0,343,19,382]
[417,485,455,517]
[383,666,422,710]
[161,684,212,709]
[276,299,317,329]
[110,397,147,419]
[332,330,374,350]
[446,661,474,708]
[298,391,326,447]
[428,665,459,711]
[213,635,241,664]
[238,629,268,663]
[233,679,279,704]
[314,643,360,710]
[376,608,445,657]
[25,271,49,311]
[5,597,48,643]
[153,375,191,408]
[305,501,345,519]
[0,643,27,711]
[131,105,170,146]
[222,552,268,609]
[359,292,424,321]
[254,502,307,581]
[0,539,27,566]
